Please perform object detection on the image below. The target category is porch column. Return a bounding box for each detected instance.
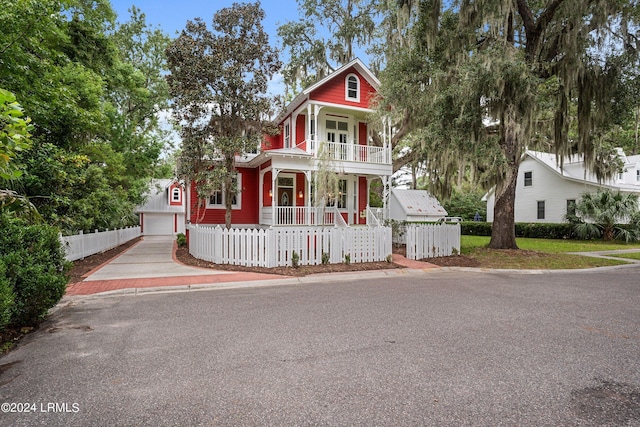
[381,175,389,220]
[271,168,279,226]
[307,104,312,153]
[258,170,265,224]
[382,116,390,164]
[313,104,322,155]
[304,170,312,225]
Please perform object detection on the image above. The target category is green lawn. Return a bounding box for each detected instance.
[461,235,640,254]
[458,235,640,269]
[607,252,640,260]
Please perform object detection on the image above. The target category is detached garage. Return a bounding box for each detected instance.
[136,179,186,236]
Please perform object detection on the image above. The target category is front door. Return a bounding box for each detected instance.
[277,175,295,206]
[278,188,293,206]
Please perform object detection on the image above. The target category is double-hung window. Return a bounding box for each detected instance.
[537,201,545,220]
[207,173,241,209]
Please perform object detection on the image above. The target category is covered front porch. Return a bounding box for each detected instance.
[258,167,388,227]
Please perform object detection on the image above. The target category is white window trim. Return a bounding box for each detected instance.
[284,119,291,149]
[345,73,360,102]
[537,200,545,220]
[523,171,533,187]
[206,173,242,210]
[171,187,181,203]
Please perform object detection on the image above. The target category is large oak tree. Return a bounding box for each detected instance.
[380,0,639,248]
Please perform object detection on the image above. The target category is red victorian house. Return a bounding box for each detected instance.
[186,58,392,228]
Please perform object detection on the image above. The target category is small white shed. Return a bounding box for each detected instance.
[389,189,447,222]
[135,179,186,236]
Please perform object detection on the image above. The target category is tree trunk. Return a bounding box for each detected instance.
[489,167,519,249]
[489,104,520,250]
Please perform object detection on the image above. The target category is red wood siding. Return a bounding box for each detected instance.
[263,133,279,150]
[190,167,259,225]
[263,170,272,207]
[296,115,306,150]
[295,173,306,206]
[309,69,376,108]
[358,177,368,224]
[358,122,367,146]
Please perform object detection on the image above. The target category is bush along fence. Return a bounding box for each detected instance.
[405,223,461,260]
[60,226,141,261]
[188,225,393,268]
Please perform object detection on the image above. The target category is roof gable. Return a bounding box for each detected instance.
[303,58,380,95]
[273,58,379,124]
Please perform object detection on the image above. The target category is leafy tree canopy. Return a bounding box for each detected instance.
[0,1,173,233]
[378,0,640,248]
[167,2,281,228]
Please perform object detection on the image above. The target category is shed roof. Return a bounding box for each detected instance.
[391,189,447,217]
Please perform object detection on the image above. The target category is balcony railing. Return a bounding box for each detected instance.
[306,137,390,165]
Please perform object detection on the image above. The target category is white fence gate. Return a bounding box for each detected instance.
[61,226,141,261]
[188,225,392,268]
[405,224,461,259]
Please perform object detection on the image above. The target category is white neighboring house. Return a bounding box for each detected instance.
[389,189,448,222]
[484,149,640,223]
[135,179,186,235]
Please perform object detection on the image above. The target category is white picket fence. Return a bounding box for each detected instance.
[60,226,141,261]
[188,225,392,267]
[405,224,461,259]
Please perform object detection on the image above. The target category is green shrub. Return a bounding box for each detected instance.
[515,223,578,239]
[176,233,187,247]
[321,252,330,265]
[461,221,493,236]
[0,261,14,330]
[0,216,69,327]
[462,221,582,239]
[344,253,351,265]
[291,251,299,268]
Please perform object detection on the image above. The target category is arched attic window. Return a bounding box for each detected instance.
[345,73,360,102]
[171,187,181,203]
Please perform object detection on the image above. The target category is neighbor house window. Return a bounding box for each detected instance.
[537,201,545,220]
[637,170,640,182]
[524,171,533,187]
[566,199,576,216]
[345,74,360,102]
[207,174,242,209]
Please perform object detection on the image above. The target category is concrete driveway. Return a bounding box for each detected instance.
[1,267,639,426]
[66,236,290,296]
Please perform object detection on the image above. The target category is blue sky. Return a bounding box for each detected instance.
[110,0,303,97]
[110,0,300,41]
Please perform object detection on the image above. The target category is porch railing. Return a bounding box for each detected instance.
[366,207,384,227]
[273,206,348,227]
[308,136,390,165]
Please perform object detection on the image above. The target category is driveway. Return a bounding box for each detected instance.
[1,267,639,426]
[66,236,289,296]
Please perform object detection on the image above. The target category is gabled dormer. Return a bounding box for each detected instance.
[168,180,183,207]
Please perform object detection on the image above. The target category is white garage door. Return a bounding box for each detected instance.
[143,213,174,236]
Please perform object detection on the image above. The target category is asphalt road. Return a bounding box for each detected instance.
[1,267,639,426]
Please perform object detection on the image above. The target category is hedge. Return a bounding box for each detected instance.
[0,215,69,328]
[462,222,580,239]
